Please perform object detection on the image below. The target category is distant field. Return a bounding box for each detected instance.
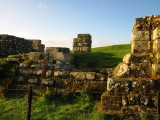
[73,44,131,70]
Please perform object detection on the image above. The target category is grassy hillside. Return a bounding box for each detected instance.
[73,44,131,70]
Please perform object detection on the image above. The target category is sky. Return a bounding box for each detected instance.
[0,0,160,49]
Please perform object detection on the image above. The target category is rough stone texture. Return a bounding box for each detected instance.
[130,63,151,78]
[46,47,73,71]
[153,39,160,52]
[131,31,150,42]
[0,34,45,57]
[70,72,96,80]
[131,41,151,53]
[100,15,160,116]
[73,34,92,53]
[113,63,130,78]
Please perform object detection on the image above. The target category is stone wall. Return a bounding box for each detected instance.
[73,34,92,53]
[113,15,160,79]
[0,34,45,57]
[99,15,160,117]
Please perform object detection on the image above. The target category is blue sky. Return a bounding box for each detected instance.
[0,0,160,49]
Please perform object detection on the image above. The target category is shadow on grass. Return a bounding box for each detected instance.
[73,52,122,71]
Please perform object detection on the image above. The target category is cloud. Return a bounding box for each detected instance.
[37,3,47,9]
[43,36,73,49]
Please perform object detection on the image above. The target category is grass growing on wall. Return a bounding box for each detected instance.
[73,44,131,70]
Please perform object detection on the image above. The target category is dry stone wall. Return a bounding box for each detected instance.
[73,34,92,53]
[0,34,45,57]
[99,15,160,117]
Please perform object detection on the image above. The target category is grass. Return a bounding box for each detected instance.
[73,44,131,70]
[0,91,104,120]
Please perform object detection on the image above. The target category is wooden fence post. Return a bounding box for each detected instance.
[27,86,32,120]
[157,91,160,120]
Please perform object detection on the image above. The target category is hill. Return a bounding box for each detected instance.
[73,44,131,70]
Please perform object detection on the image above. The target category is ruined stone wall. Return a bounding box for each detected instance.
[73,34,92,53]
[0,34,45,57]
[113,15,160,79]
[99,15,160,117]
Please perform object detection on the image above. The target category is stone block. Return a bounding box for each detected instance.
[123,53,152,63]
[86,81,107,92]
[101,94,122,111]
[152,25,160,40]
[46,70,53,77]
[131,80,155,93]
[41,79,54,85]
[73,38,83,42]
[54,52,73,64]
[77,34,91,39]
[131,41,151,53]
[33,69,44,75]
[154,52,160,64]
[152,64,160,78]
[153,39,160,52]
[54,71,70,78]
[131,31,150,42]
[113,63,130,78]
[28,78,38,84]
[130,63,151,78]
[96,73,106,81]
[70,72,96,80]
[107,78,130,95]
[140,96,151,106]
[127,94,140,105]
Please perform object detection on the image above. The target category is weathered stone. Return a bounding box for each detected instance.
[153,39,160,52]
[54,52,73,64]
[114,63,130,78]
[28,78,38,84]
[19,69,32,75]
[152,64,160,78]
[100,93,122,111]
[127,94,140,105]
[73,34,92,53]
[131,80,154,93]
[96,73,106,81]
[152,25,160,40]
[19,63,28,68]
[107,78,130,95]
[46,70,52,77]
[140,96,151,106]
[70,72,96,80]
[130,63,151,78]
[33,69,43,75]
[123,53,151,63]
[41,79,54,85]
[54,71,70,78]
[131,31,150,42]
[154,52,160,64]
[0,34,44,57]
[86,81,107,92]
[131,41,151,53]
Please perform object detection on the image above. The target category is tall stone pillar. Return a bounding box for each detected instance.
[73,34,92,53]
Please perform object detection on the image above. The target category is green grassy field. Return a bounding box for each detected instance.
[73,44,131,70]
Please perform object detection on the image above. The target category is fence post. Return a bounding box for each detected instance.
[27,86,32,120]
[157,91,160,120]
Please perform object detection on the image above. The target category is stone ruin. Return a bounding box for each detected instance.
[0,34,45,57]
[99,15,160,117]
[73,34,92,53]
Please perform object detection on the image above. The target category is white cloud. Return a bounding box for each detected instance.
[37,3,47,9]
[43,36,73,49]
